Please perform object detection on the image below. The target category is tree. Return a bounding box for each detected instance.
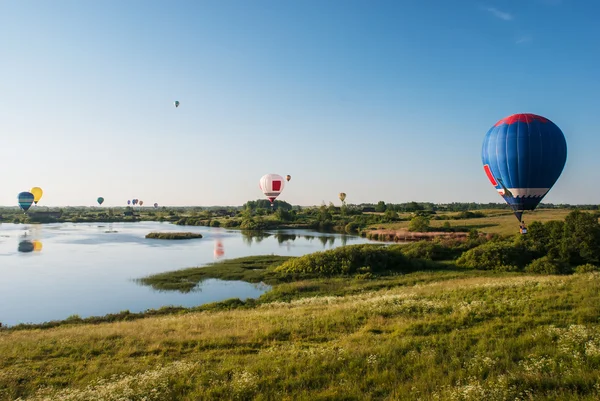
[404,202,422,212]
[408,215,430,232]
[560,210,600,265]
[276,208,292,222]
[384,209,398,222]
[375,201,386,213]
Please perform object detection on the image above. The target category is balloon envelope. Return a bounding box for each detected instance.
[481,113,567,222]
[286,175,291,182]
[154,203,158,208]
[259,174,285,203]
[127,200,131,205]
[339,192,347,202]
[18,192,35,212]
[30,187,43,205]
[97,197,104,205]
[174,101,180,108]
[139,200,144,206]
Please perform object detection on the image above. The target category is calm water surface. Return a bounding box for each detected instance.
[0,222,376,326]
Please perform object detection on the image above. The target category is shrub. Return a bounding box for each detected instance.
[456,241,533,271]
[525,256,569,274]
[274,244,418,276]
[240,218,267,230]
[575,263,600,274]
[408,216,430,232]
[223,219,240,228]
[401,241,452,261]
[345,222,359,233]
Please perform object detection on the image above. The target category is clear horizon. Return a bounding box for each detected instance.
[2,0,598,207]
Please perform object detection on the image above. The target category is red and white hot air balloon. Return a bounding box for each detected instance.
[259,173,285,205]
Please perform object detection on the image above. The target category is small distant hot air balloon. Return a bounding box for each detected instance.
[30,187,43,205]
[174,101,180,108]
[259,174,285,205]
[18,192,35,212]
[482,113,567,224]
[127,200,131,205]
[339,192,347,203]
[139,200,144,207]
[154,203,158,208]
[286,175,291,182]
[97,197,105,205]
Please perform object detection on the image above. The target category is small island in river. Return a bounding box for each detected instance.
[145,232,203,240]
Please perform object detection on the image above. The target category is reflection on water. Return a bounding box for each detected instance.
[0,222,377,326]
[18,240,34,253]
[18,239,43,253]
[213,228,225,260]
[241,231,350,248]
[33,240,43,252]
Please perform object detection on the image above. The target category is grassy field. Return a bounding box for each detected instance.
[138,255,293,292]
[2,269,600,400]
[369,208,574,236]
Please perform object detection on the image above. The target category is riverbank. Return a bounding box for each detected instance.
[137,255,292,292]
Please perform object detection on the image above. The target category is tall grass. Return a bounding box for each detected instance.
[2,272,600,400]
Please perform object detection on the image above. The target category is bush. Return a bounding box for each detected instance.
[525,256,569,274]
[274,244,419,276]
[345,222,359,234]
[240,218,267,230]
[223,219,240,228]
[209,220,221,227]
[401,241,453,261]
[575,263,600,274]
[456,241,533,271]
[408,216,430,232]
[441,221,454,232]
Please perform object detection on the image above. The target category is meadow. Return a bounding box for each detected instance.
[364,208,573,237]
[1,270,599,400]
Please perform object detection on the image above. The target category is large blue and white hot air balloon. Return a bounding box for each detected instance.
[481,113,567,222]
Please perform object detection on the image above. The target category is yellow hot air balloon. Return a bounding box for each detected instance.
[32,240,43,252]
[30,187,43,205]
[339,192,347,202]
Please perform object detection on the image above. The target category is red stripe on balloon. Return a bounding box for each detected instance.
[483,164,498,186]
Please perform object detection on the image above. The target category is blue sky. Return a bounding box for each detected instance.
[1,0,598,206]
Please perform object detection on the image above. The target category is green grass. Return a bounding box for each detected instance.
[138,255,294,292]
[371,208,574,236]
[145,232,203,240]
[2,271,600,400]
